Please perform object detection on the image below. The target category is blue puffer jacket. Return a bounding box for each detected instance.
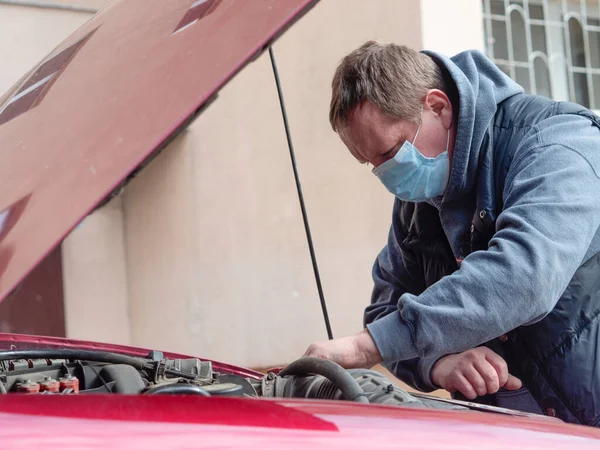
[364,50,600,425]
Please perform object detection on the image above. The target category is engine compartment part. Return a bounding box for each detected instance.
[145,384,211,396]
[98,365,145,394]
[0,349,247,397]
[0,349,198,380]
[16,379,40,394]
[277,357,369,403]
[256,368,467,411]
[0,350,545,419]
[59,375,79,394]
[201,383,244,397]
[40,377,60,393]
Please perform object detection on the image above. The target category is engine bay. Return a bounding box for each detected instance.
[0,348,525,415]
[0,349,251,397]
[0,348,465,409]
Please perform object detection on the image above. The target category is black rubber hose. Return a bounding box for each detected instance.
[145,384,210,396]
[277,357,369,404]
[0,349,197,380]
[0,349,147,368]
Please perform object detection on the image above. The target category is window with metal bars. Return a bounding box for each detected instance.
[482,0,600,111]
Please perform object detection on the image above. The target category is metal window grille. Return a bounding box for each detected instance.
[482,0,600,110]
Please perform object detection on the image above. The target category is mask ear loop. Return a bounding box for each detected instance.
[411,122,422,146]
[412,121,450,154]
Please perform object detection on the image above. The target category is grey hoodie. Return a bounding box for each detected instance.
[365,50,600,379]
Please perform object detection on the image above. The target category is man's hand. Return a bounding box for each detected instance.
[431,347,522,399]
[303,329,383,369]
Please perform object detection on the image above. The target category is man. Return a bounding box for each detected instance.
[304,41,600,426]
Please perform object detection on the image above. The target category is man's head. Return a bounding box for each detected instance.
[329,41,456,201]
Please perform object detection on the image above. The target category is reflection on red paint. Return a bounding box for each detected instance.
[174,0,222,34]
[0,395,339,432]
[0,195,32,281]
[0,195,31,243]
[0,30,97,127]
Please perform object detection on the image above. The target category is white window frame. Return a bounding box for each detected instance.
[482,0,600,114]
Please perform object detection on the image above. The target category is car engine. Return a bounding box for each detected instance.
[0,348,466,411]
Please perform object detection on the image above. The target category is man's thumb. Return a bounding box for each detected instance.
[503,374,523,390]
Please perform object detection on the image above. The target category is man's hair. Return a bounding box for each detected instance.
[329,41,446,131]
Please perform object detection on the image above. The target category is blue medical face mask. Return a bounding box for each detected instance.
[372,122,450,202]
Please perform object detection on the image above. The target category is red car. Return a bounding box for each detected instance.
[0,0,599,447]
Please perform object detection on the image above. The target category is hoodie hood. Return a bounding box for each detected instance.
[422,50,523,202]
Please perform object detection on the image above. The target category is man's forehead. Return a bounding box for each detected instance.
[340,106,378,141]
[348,109,406,143]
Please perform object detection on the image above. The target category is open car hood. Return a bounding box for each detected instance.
[0,0,317,302]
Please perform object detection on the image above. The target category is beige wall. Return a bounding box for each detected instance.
[420,0,485,55]
[1,0,485,369]
[62,196,131,344]
[122,0,424,368]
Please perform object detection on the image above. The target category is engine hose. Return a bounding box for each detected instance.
[277,357,369,404]
[145,384,210,396]
[0,349,197,380]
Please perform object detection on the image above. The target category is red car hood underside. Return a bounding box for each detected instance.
[0,0,317,302]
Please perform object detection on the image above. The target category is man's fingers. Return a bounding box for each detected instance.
[451,373,478,400]
[482,348,522,390]
[433,348,523,400]
[503,374,523,390]
[462,367,488,397]
[473,360,500,394]
[484,349,509,387]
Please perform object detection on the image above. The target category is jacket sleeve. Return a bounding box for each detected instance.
[364,200,441,392]
[367,116,600,363]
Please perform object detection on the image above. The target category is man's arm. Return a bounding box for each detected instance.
[368,116,600,363]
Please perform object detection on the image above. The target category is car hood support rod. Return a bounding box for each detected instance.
[268,46,333,340]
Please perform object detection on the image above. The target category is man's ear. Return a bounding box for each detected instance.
[425,89,453,130]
